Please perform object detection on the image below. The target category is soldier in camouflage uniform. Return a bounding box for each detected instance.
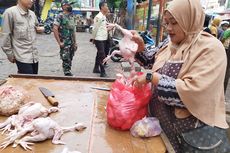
[53,0,77,76]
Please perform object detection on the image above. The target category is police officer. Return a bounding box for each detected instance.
[53,0,77,76]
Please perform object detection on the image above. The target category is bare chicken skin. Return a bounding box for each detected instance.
[0,117,86,150]
[103,23,138,72]
[0,102,59,135]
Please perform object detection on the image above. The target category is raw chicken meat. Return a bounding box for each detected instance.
[0,85,28,116]
[103,23,138,71]
[0,102,59,135]
[0,117,86,150]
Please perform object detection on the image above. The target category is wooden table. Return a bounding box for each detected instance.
[0,75,166,153]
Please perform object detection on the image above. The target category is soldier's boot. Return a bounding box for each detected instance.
[65,71,73,76]
[63,59,73,76]
[64,69,73,76]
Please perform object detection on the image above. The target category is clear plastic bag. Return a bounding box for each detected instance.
[130,117,162,137]
[106,73,152,130]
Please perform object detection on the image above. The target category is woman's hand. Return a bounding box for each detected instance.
[132,73,148,87]
[132,72,161,87]
[130,30,145,52]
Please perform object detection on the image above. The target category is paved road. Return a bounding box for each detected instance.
[0,32,120,79]
[0,32,229,103]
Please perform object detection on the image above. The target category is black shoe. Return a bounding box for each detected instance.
[65,72,73,76]
[100,72,107,77]
[93,68,100,73]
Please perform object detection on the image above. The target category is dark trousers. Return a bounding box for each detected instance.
[94,40,108,73]
[16,60,38,74]
[105,35,111,56]
[224,48,230,92]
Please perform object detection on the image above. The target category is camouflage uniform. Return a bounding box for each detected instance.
[54,12,76,75]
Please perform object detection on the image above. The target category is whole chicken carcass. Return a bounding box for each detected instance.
[17,102,59,122]
[103,23,138,71]
[0,102,59,135]
[0,117,86,150]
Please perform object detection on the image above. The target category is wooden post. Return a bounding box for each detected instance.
[143,4,146,31]
[159,0,166,42]
[156,0,166,45]
[146,0,153,31]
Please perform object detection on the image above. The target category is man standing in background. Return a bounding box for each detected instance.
[92,1,109,77]
[1,0,43,74]
[53,0,77,76]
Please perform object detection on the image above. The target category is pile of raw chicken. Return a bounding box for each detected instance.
[0,85,86,152]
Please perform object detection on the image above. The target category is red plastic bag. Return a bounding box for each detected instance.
[106,73,152,130]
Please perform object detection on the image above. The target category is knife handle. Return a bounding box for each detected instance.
[47,96,59,106]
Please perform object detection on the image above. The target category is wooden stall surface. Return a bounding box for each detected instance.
[0,75,166,153]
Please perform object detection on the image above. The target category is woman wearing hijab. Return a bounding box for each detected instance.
[132,0,230,152]
[210,18,222,38]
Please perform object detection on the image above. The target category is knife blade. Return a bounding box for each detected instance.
[90,87,111,91]
[39,87,58,106]
[0,80,7,86]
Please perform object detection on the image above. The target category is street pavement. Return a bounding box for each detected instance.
[0,32,229,103]
[0,32,120,79]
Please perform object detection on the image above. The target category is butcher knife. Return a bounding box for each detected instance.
[0,79,7,86]
[39,87,59,106]
[90,86,111,91]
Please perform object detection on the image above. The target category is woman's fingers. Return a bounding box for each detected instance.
[130,75,138,86]
[131,73,147,88]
